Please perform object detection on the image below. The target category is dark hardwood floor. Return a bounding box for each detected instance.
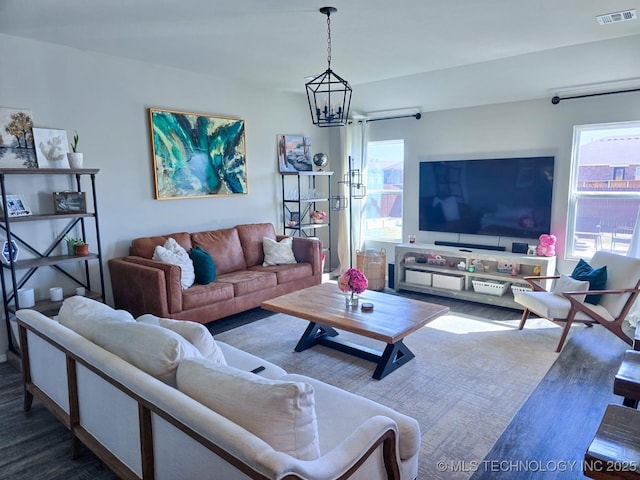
[471,321,629,480]
[0,362,119,480]
[0,290,631,479]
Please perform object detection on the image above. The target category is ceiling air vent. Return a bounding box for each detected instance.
[597,9,637,25]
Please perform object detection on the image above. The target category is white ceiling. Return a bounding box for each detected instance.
[1,0,640,114]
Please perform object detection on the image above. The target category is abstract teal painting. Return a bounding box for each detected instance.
[149,108,247,199]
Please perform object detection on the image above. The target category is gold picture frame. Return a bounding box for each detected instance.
[149,108,248,199]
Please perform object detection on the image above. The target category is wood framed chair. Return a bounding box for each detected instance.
[515,251,640,352]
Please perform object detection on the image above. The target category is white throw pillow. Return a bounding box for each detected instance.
[136,314,226,366]
[58,296,134,341]
[92,321,202,386]
[152,237,195,289]
[551,274,590,304]
[262,236,297,266]
[177,359,320,460]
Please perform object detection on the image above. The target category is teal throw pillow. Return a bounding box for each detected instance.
[189,247,216,285]
[571,259,607,305]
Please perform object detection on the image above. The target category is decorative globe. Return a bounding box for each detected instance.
[313,153,328,170]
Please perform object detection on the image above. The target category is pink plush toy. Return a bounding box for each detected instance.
[537,234,557,257]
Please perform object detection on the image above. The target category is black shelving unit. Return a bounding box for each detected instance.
[281,171,333,272]
[0,168,105,358]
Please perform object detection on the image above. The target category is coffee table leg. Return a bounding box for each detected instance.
[373,340,415,380]
[295,322,339,352]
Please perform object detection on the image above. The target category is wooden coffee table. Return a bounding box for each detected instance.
[261,282,449,379]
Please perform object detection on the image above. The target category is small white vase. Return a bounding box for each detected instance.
[67,152,84,169]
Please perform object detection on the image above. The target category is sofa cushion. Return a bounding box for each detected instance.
[236,223,277,267]
[136,314,226,366]
[130,232,192,259]
[262,237,297,266]
[181,282,235,310]
[189,246,216,284]
[92,321,203,386]
[250,263,313,284]
[152,237,195,289]
[177,359,321,460]
[216,270,278,296]
[58,296,134,342]
[192,228,247,275]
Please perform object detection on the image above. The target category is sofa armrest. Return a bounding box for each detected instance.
[277,235,323,276]
[216,341,287,379]
[108,257,183,318]
[257,415,403,480]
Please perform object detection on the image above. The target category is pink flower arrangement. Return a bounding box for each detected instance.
[338,268,368,294]
[310,210,327,221]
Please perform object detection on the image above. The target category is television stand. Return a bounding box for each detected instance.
[395,243,556,309]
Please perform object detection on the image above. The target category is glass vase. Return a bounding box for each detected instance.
[345,292,359,307]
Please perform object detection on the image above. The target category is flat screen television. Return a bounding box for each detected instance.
[419,156,554,239]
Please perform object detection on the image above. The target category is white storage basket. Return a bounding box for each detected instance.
[510,284,533,295]
[472,279,510,296]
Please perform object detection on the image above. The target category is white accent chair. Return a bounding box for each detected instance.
[514,251,640,352]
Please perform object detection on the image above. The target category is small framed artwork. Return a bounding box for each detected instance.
[52,191,86,214]
[0,107,37,168]
[32,128,70,168]
[277,135,312,172]
[1,194,31,217]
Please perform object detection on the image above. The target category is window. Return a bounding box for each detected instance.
[363,140,404,242]
[613,167,626,180]
[568,121,640,258]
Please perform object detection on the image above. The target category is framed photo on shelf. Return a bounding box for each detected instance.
[277,134,312,173]
[0,194,31,218]
[32,127,70,168]
[52,191,86,214]
[0,107,37,168]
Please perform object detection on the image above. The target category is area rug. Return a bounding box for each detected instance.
[215,312,563,480]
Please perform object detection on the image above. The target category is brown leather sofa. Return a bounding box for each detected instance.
[108,223,322,324]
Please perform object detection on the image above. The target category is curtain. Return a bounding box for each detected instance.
[332,120,369,275]
[624,206,640,327]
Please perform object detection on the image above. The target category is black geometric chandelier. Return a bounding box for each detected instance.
[305,6,352,127]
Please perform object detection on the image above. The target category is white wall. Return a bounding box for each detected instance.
[0,33,329,357]
[365,93,640,274]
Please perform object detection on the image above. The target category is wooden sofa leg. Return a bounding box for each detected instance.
[518,309,530,330]
[70,434,83,460]
[23,389,33,412]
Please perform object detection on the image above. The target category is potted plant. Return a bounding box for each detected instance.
[64,236,83,255]
[67,130,83,169]
[73,239,89,256]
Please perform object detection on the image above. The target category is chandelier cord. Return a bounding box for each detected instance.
[326,12,332,69]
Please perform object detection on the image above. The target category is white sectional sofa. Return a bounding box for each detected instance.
[16,297,420,480]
